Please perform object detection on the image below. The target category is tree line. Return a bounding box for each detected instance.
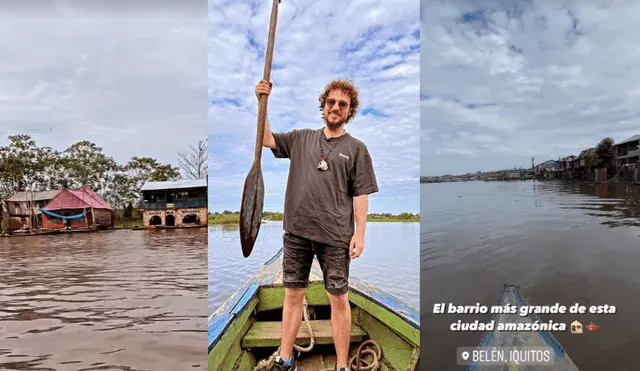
[208,211,419,221]
[0,135,208,211]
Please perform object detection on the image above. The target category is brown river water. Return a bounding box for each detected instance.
[0,229,207,371]
[423,180,640,370]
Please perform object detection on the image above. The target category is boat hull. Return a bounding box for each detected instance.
[469,284,579,371]
[208,248,420,371]
[1,229,62,238]
[59,228,97,233]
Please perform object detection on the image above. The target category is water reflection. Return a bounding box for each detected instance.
[422,181,640,371]
[0,229,207,370]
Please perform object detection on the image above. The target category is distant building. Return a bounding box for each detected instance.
[41,188,114,230]
[534,160,558,180]
[5,190,61,231]
[614,134,640,168]
[140,179,207,227]
[559,155,577,179]
[577,148,596,168]
[535,160,555,173]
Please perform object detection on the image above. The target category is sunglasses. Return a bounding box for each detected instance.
[326,99,349,110]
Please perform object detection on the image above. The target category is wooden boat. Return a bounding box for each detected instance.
[1,229,62,238]
[59,228,98,234]
[468,284,579,371]
[208,248,420,371]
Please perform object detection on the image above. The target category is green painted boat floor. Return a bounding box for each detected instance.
[241,313,381,370]
[243,319,368,348]
[210,253,420,371]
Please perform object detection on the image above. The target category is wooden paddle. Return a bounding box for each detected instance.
[240,0,281,258]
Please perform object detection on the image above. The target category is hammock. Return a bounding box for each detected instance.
[40,209,88,220]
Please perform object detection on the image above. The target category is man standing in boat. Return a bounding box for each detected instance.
[256,78,378,371]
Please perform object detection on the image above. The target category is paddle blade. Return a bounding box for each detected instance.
[239,164,265,258]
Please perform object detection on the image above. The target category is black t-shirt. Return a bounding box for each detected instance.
[271,127,379,249]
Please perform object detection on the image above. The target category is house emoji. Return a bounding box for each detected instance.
[570,320,583,334]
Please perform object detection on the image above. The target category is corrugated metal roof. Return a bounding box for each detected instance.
[141,178,207,191]
[43,188,112,211]
[559,155,576,161]
[615,135,640,146]
[578,147,596,158]
[7,190,61,202]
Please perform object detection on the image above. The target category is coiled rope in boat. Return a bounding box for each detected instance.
[253,297,315,371]
[253,297,383,371]
[348,340,382,371]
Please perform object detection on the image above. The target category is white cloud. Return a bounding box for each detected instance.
[0,1,206,167]
[421,0,640,175]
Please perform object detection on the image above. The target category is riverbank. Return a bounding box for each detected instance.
[114,218,143,229]
[208,212,419,226]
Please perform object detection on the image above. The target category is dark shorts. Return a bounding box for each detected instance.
[282,231,350,296]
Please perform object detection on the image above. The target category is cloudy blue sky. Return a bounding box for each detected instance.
[421,0,640,176]
[208,0,420,214]
[0,0,206,168]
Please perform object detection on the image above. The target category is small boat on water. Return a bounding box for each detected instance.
[59,228,98,234]
[1,229,62,238]
[208,248,420,371]
[468,284,579,371]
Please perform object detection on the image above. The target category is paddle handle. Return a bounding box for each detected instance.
[254,0,280,162]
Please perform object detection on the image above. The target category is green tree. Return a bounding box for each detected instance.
[97,157,178,209]
[596,137,615,170]
[0,135,52,193]
[0,134,183,214]
[63,141,119,194]
[127,157,180,182]
[584,152,599,170]
[124,202,134,218]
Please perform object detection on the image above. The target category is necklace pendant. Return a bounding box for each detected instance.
[317,159,329,171]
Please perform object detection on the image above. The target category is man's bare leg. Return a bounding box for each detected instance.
[279,287,306,360]
[328,292,351,368]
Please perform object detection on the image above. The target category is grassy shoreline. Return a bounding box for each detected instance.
[208,212,419,226]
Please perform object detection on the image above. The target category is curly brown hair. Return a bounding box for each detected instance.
[318,78,360,124]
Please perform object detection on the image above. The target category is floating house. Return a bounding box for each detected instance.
[534,160,558,179]
[139,179,207,227]
[5,190,61,231]
[614,135,640,168]
[559,155,577,179]
[41,188,114,230]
